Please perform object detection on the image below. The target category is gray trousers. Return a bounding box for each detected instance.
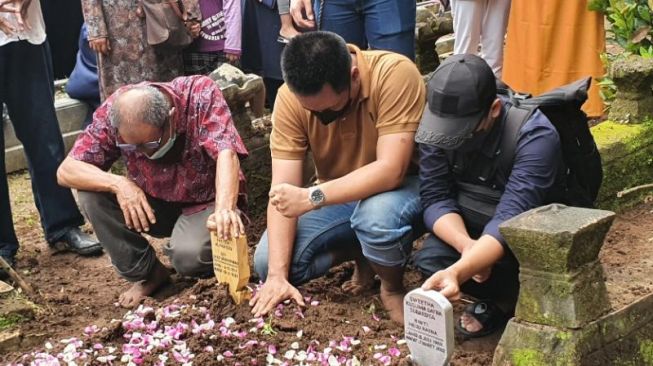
[278,0,290,15]
[78,191,213,282]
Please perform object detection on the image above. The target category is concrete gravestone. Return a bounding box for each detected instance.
[211,234,251,304]
[404,288,454,366]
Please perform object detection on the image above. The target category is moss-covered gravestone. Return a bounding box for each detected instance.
[493,204,615,365]
[415,3,453,74]
[608,56,653,123]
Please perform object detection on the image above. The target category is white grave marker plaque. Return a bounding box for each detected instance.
[404,288,454,366]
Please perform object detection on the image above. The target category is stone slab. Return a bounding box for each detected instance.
[499,204,615,272]
[4,130,83,174]
[435,34,455,57]
[493,293,653,366]
[4,97,88,174]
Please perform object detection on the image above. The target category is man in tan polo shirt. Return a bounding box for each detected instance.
[250,31,425,324]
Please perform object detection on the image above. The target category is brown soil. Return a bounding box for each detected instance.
[2,170,652,365]
[600,201,653,310]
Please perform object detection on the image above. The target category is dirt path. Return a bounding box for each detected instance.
[2,170,652,365]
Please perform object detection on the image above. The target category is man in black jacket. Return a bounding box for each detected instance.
[414,54,565,337]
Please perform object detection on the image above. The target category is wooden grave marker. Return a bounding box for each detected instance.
[211,233,251,304]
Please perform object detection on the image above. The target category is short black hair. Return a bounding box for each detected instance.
[281,31,352,96]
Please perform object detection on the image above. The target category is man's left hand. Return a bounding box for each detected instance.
[268,183,312,218]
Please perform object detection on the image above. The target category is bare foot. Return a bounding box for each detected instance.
[380,285,405,325]
[118,263,170,308]
[279,25,301,40]
[459,312,483,333]
[341,258,376,295]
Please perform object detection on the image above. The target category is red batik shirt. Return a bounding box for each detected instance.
[69,75,248,205]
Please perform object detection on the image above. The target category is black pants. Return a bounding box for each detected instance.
[0,40,84,259]
[413,234,520,304]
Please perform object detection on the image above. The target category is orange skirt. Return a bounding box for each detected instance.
[502,0,606,117]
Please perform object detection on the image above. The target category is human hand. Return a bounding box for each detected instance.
[112,177,156,232]
[225,52,240,64]
[268,183,312,218]
[0,0,31,32]
[186,20,200,38]
[0,16,15,34]
[207,208,245,240]
[250,275,305,317]
[289,0,314,29]
[421,268,461,300]
[89,37,111,55]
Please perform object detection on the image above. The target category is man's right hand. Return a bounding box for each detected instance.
[421,268,461,300]
[112,177,156,232]
[89,37,111,55]
[289,0,315,29]
[250,275,305,317]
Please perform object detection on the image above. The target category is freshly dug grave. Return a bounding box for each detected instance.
[2,170,652,365]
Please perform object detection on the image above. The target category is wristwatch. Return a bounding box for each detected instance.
[308,186,326,207]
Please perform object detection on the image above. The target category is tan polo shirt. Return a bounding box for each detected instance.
[270,45,426,182]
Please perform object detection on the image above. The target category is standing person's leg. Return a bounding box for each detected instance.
[3,41,99,251]
[254,202,359,285]
[315,0,366,50]
[0,43,19,265]
[165,205,216,278]
[363,0,416,60]
[480,0,511,77]
[77,191,181,307]
[451,0,484,55]
[350,175,423,324]
[278,0,300,41]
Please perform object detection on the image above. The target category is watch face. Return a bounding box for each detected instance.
[311,188,325,204]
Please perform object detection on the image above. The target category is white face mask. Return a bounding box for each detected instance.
[147,132,177,160]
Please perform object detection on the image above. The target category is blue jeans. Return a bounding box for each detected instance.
[315,0,416,60]
[0,40,85,260]
[254,176,422,285]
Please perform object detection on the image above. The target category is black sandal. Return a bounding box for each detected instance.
[455,300,507,338]
[277,35,291,44]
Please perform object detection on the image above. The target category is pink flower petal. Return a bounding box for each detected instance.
[388,347,401,357]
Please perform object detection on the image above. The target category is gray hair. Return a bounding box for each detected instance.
[109,86,171,129]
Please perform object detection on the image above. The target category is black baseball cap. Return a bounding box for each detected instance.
[415,54,497,149]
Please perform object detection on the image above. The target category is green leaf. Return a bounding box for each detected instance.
[638,5,651,21]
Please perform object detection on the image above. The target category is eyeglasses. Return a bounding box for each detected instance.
[116,120,171,151]
[116,137,163,151]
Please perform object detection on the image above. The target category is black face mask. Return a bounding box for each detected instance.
[457,128,490,153]
[311,88,352,125]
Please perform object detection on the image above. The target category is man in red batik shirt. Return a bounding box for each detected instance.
[58,75,248,307]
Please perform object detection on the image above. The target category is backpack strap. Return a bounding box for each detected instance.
[496,102,536,184]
